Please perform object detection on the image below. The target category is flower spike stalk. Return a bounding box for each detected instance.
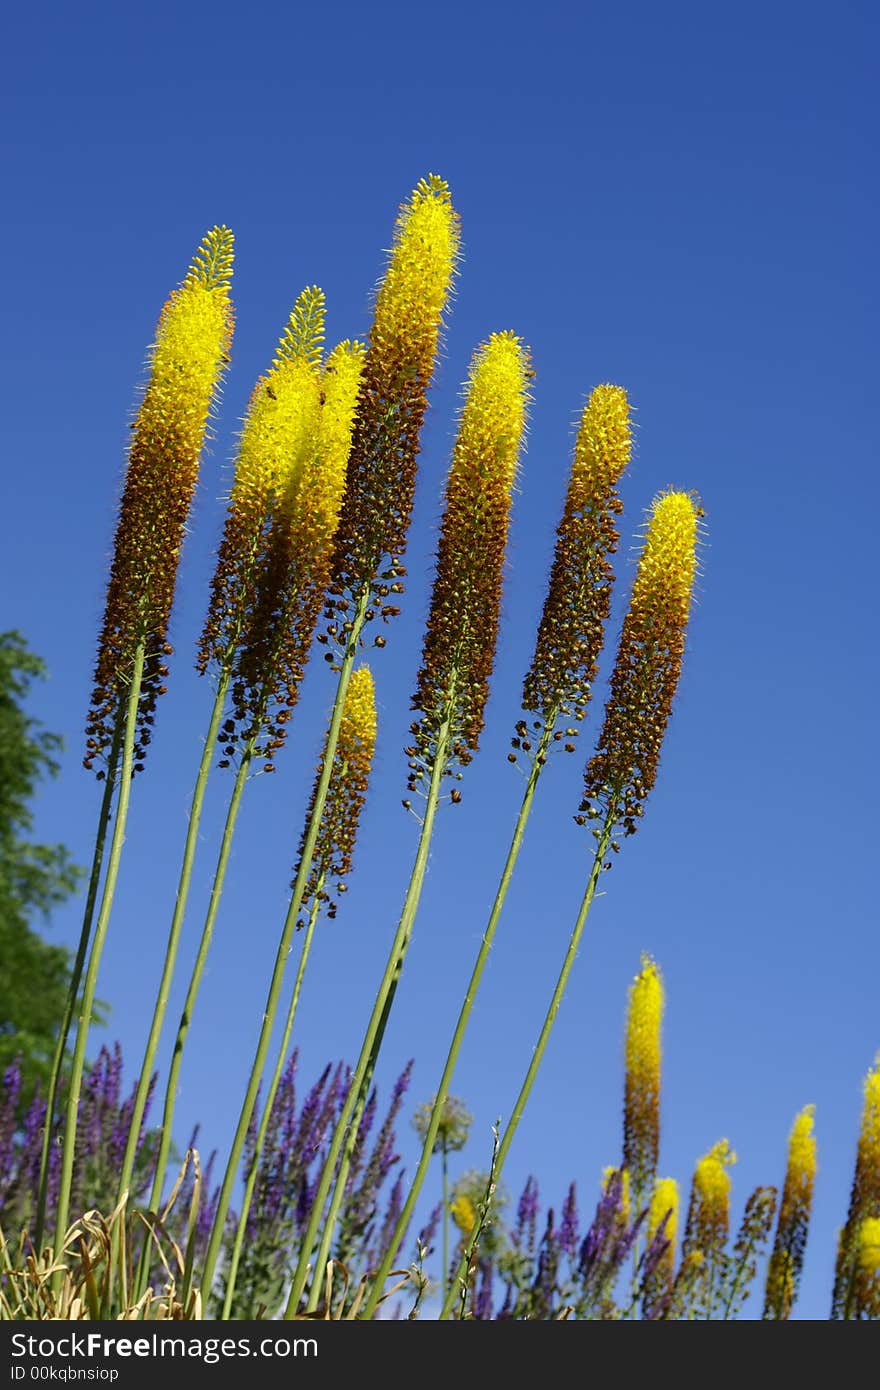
[365,383,633,1315]
[642,1178,679,1317]
[624,955,664,1205]
[200,175,460,1301]
[220,667,377,1318]
[440,488,701,1319]
[33,716,123,1251]
[680,1139,736,1319]
[125,307,365,1289]
[288,331,530,1317]
[763,1105,816,1319]
[832,1055,880,1317]
[54,229,235,1269]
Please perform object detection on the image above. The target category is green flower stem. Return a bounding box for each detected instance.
[130,729,253,1304]
[362,717,555,1317]
[200,588,370,1300]
[288,706,453,1318]
[33,714,124,1253]
[54,640,146,1267]
[439,805,617,1319]
[115,671,230,1217]
[220,872,326,1319]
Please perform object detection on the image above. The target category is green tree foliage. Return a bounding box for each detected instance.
[0,631,82,1099]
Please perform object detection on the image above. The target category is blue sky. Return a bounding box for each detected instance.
[2,1,876,1318]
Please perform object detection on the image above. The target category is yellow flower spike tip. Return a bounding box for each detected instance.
[642,1177,679,1315]
[236,337,366,758]
[832,1054,880,1317]
[450,1194,476,1237]
[684,1139,736,1263]
[86,226,234,772]
[410,332,530,790]
[623,955,664,1199]
[296,665,377,923]
[582,488,701,838]
[602,1165,632,1228]
[764,1105,817,1319]
[198,287,326,682]
[330,174,461,620]
[648,1177,679,1256]
[523,383,633,728]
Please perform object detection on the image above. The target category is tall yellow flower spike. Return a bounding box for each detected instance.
[642,1177,679,1315]
[833,1055,880,1317]
[87,226,234,771]
[683,1139,735,1263]
[623,955,664,1197]
[410,332,530,786]
[649,1177,679,1252]
[523,383,633,726]
[582,489,700,838]
[297,665,377,921]
[228,335,365,765]
[764,1105,816,1319]
[198,287,326,681]
[330,174,461,619]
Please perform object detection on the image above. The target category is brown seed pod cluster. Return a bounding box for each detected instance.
[85,228,235,775]
[295,666,377,922]
[580,490,700,836]
[519,385,632,761]
[408,333,530,792]
[326,175,460,634]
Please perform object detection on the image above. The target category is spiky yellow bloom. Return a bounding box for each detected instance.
[642,1177,678,1316]
[648,1178,679,1253]
[853,1218,880,1319]
[683,1140,735,1262]
[582,489,700,837]
[224,335,365,765]
[329,175,460,622]
[602,1165,631,1226]
[623,956,664,1196]
[296,665,377,921]
[198,288,325,680]
[859,1218,880,1274]
[409,333,530,787]
[833,1055,880,1317]
[451,1193,476,1237]
[764,1106,816,1319]
[522,384,632,732]
[86,227,234,771]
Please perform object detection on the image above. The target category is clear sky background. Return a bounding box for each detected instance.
[2,1,876,1319]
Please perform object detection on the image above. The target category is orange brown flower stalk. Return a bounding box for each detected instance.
[203,322,365,768]
[85,227,234,774]
[197,286,326,683]
[763,1105,816,1319]
[521,383,632,738]
[295,665,377,922]
[623,956,664,1198]
[833,1055,880,1317]
[581,489,701,838]
[408,332,530,790]
[326,175,460,631]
